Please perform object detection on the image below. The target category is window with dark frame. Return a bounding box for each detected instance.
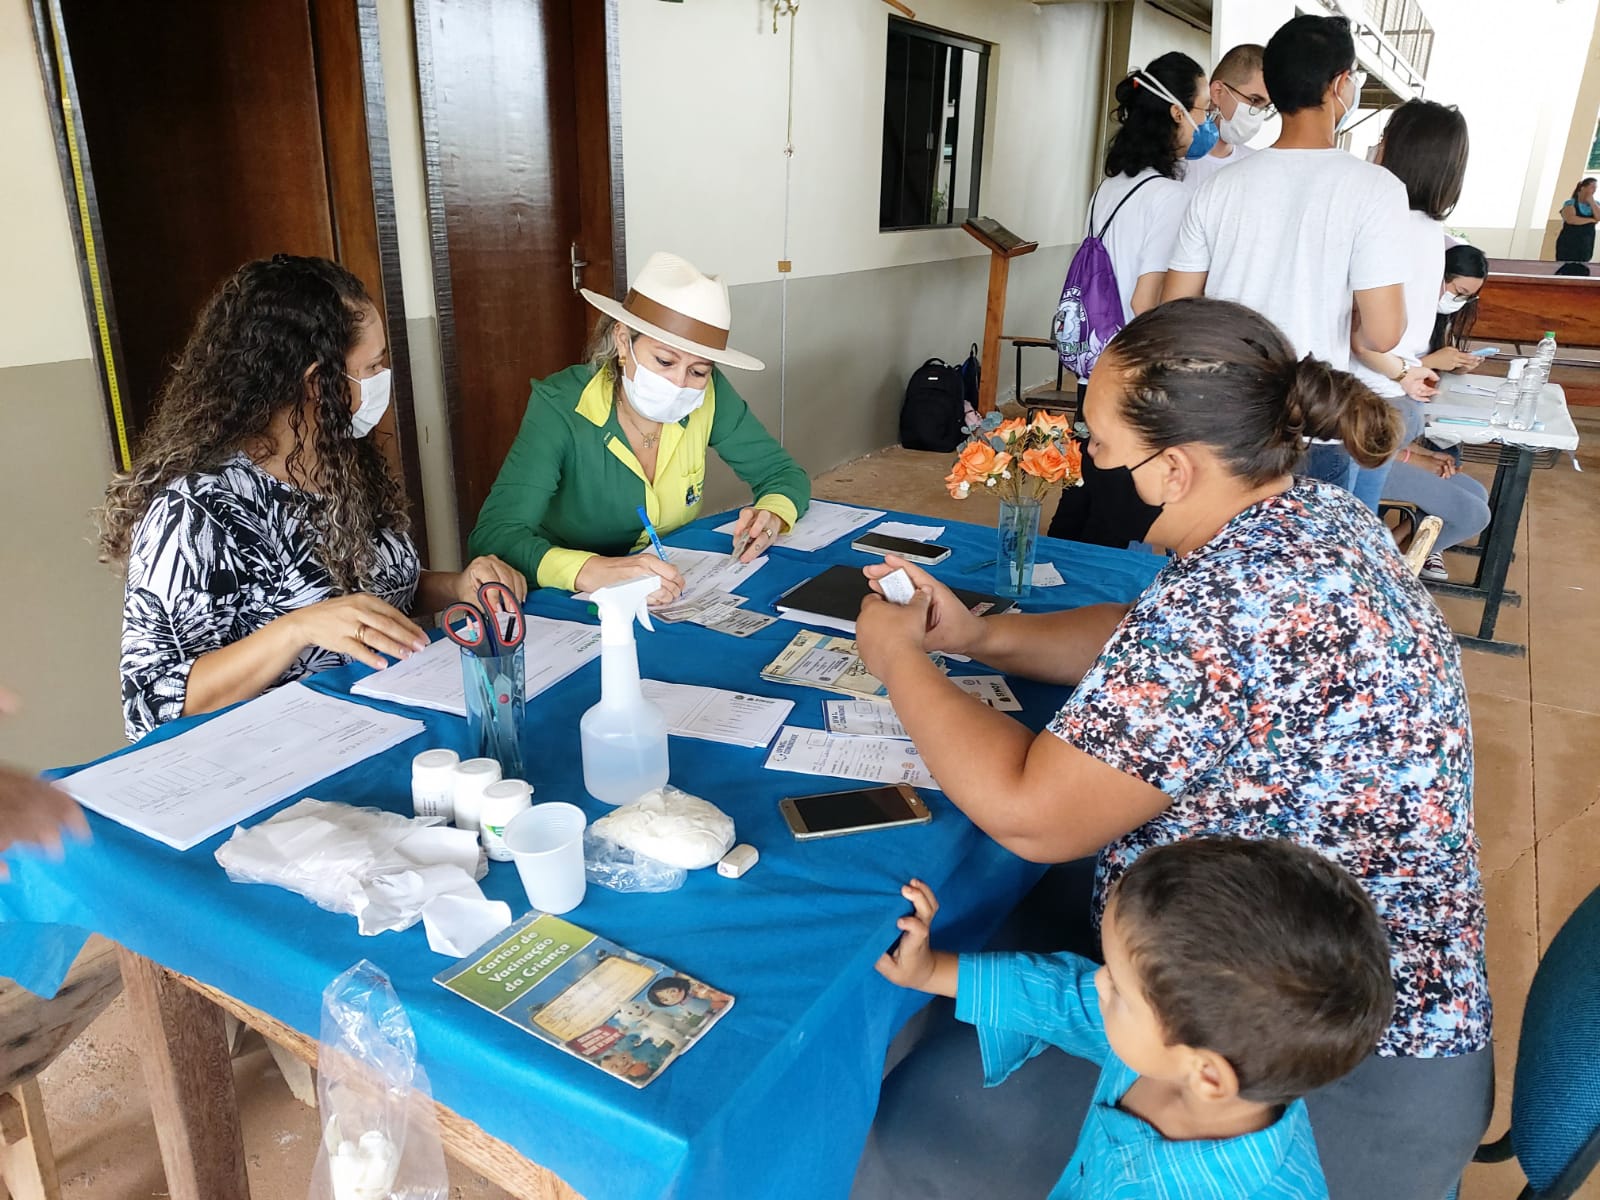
[879,18,990,232]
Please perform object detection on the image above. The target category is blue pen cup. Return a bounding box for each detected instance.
[460,644,527,779]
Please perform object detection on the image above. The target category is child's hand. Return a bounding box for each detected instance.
[876,879,955,996]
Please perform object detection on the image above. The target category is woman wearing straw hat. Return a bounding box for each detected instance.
[469,252,809,603]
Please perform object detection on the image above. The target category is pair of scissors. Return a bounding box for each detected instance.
[443,584,526,764]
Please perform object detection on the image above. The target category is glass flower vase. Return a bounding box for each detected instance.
[994,495,1042,599]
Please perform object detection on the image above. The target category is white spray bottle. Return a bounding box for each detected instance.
[581,575,670,805]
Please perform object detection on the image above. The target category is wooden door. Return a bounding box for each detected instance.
[416,0,623,550]
[32,0,427,553]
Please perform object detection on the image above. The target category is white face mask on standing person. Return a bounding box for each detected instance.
[345,368,392,438]
[1215,94,1265,145]
[622,359,708,424]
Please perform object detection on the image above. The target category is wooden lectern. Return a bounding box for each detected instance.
[963,217,1038,414]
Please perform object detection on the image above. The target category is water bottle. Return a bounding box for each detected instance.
[1535,330,1557,373]
[1492,359,1524,427]
[1510,368,1541,431]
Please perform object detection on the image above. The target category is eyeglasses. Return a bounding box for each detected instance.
[1220,80,1275,118]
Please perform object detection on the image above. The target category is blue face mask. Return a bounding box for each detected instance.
[1185,112,1221,159]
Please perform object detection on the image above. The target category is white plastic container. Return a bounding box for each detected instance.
[410,749,461,821]
[452,757,502,833]
[479,779,534,862]
[580,575,669,805]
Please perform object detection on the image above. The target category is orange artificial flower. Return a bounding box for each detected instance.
[1061,437,1083,478]
[1020,443,1072,483]
[994,417,1028,440]
[1031,410,1072,436]
[955,441,1011,480]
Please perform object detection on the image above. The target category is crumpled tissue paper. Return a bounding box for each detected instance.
[215,798,511,948]
[589,785,735,869]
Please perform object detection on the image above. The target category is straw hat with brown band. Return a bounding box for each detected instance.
[580,251,765,373]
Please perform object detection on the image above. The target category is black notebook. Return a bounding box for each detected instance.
[774,565,1015,635]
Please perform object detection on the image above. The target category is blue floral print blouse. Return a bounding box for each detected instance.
[1049,479,1489,1058]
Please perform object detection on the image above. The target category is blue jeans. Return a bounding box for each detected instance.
[1349,398,1423,514]
[1384,463,1491,550]
[1303,443,1358,492]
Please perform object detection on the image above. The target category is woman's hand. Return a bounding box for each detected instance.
[1422,347,1482,374]
[455,556,528,607]
[860,558,986,657]
[574,554,686,606]
[1404,446,1458,479]
[288,594,430,671]
[731,508,783,563]
[1400,365,1440,401]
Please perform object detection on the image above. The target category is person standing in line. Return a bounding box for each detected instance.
[1554,177,1598,264]
[1048,52,1209,550]
[1164,14,1412,494]
[1347,99,1471,512]
[1182,43,1271,190]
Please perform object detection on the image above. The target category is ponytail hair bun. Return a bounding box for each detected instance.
[1287,355,1401,468]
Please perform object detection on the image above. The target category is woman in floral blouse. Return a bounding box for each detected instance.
[855,297,1488,1200]
[99,255,524,740]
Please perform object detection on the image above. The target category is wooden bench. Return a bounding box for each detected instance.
[1476,261,1600,406]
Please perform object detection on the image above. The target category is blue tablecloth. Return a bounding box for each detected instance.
[0,508,1161,1200]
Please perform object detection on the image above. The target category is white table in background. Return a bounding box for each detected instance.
[1421,375,1581,656]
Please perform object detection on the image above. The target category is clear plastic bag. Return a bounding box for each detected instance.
[584,826,687,893]
[309,961,449,1200]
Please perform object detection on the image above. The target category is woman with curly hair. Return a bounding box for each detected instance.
[99,255,524,741]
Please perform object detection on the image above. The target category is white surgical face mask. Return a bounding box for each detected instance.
[1437,291,1473,315]
[1215,101,1264,146]
[344,367,392,438]
[622,359,708,424]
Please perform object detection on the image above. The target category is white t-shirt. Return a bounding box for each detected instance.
[1350,211,1445,399]
[1087,169,1193,325]
[1168,148,1412,369]
[1182,142,1257,189]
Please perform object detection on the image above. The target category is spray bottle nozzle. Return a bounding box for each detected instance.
[591,575,658,645]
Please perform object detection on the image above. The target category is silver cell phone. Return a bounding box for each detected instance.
[780,784,933,840]
[850,532,952,564]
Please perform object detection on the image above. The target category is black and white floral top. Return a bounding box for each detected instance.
[120,453,419,740]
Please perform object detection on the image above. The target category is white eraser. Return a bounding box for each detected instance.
[880,568,915,606]
[717,843,759,878]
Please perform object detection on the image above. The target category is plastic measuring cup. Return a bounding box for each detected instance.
[503,802,588,915]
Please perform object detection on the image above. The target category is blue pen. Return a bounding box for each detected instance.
[636,506,670,562]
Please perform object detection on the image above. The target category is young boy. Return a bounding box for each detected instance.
[876,837,1395,1199]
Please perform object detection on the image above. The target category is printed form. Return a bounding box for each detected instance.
[61,683,426,851]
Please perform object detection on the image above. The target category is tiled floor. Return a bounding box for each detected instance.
[25,421,1600,1200]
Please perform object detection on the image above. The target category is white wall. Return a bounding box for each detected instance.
[616,0,1106,285]
[0,1,92,370]
[1425,0,1599,255]
[1130,2,1212,73]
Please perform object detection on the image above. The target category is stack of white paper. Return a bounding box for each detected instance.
[640,680,793,749]
[763,726,939,789]
[351,615,602,715]
[62,684,427,851]
[715,501,885,553]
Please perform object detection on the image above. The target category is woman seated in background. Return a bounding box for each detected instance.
[1555,177,1598,265]
[1384,243,1494,581]
[468,252,810,603]
[1048,51,1208,550]
[100,255,524,741]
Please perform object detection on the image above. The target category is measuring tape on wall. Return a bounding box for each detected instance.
[49,6,132,471]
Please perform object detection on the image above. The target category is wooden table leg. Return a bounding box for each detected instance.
[116,949,250,1200]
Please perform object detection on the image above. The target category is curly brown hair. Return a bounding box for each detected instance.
[96,255,408,591]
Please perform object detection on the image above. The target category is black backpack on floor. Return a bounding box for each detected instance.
[899,355,970,451]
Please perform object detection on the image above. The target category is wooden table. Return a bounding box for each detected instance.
[117,946,583,1200]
